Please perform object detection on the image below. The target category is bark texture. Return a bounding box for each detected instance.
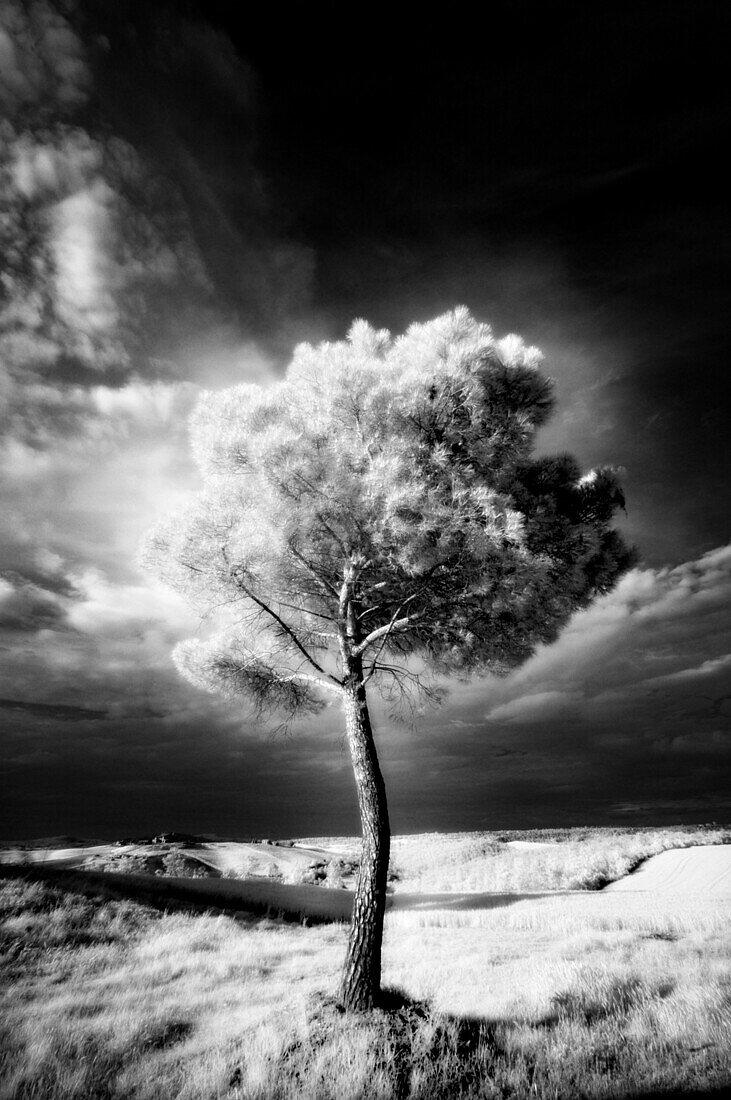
[339,670,391,1011]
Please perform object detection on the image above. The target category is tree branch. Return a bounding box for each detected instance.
[352,595,419,659]
[228,562,341,686]
[278,668,344,696]
[275,597,336,623]
[288,544,341,600]
[180,559,204,573]
[316,512,349,557]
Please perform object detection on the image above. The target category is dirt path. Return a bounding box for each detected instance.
[605,844,731,894]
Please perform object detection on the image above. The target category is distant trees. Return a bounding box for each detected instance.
[144,308,634,1011]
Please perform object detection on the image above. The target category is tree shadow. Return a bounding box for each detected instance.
[260,986,731,1100]
[267,988,493,1100]
[0,864,334,926]
[3,864,553,922]
[387,890,555,911]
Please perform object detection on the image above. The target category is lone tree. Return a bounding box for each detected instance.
[143,308,634,1011]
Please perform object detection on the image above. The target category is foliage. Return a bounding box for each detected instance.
[143,308,634,721]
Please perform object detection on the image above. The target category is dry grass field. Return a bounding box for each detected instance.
[1,827,730,1099]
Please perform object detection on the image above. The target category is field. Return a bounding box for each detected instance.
[1,827,730,1099]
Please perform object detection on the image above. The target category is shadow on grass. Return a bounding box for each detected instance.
[387,890,557,911]
[240,985,731,1100]
[0,864,347,925]
[1,866,549,923]
[254,987,490,1100]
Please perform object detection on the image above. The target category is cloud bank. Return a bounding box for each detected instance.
[392,545,731,827]
[2,537,729,836]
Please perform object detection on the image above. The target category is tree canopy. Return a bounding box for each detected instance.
[144,307,634,718]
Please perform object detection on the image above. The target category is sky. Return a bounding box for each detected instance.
[1,0,729,840]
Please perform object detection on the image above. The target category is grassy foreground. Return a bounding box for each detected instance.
[1,853,730,1099]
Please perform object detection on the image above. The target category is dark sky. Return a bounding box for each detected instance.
[1,0,729,840]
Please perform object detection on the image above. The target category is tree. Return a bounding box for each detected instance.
[143,307,635,1011]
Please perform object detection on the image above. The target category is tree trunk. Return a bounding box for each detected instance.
[339,669,391,1011]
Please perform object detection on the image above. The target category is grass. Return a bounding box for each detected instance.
[387,826,730,893]
[1,829,730,1098]
[9,826,727,896]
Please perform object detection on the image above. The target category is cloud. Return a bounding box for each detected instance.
[359,543,731,826]
[87,379,196,426]
[0,546,197,650]
[0,3,291,453]
[2,544,729,838]
[9,127,99,199]
[498,544,731,701]
[0,3,313,623]
[0,0,89,117]
[64,567,195,637]
[0,697,107,721]
[0,544,199,728]
[637,653,731,689]
[0,572,70,631]
[0,122,214,387]
[1,377,197,466]
[485,691,582,724]
[52,179,119,336]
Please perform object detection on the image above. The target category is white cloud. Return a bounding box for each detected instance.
[502,544,731,699]
[0,379,197,476]
[9,129,101,199]
[65,568,196,636]
[52,180,119,336]
[34,548,65,575]
[173,330,279,389]
[485,691,580,724]
[405,541,731,790]
[88,380,197,425]
[644,653,731,686]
